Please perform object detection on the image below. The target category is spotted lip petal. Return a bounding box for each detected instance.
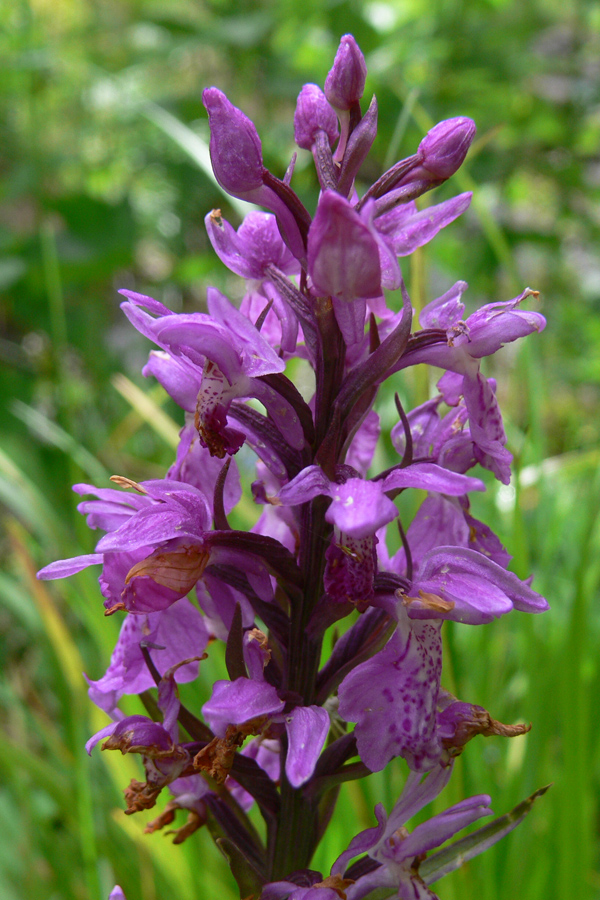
[338,607,443,773]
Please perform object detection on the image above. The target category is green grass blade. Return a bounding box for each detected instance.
[111,373,181,449]
[0,447,65,543]
[11,400,109,485]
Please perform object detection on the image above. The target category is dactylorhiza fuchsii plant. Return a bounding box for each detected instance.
[39,35,549,900]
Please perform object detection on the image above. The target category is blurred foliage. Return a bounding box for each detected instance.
[1,0,600,898]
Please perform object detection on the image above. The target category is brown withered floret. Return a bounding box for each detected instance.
[193,718,268,783]
[123,778,163,815]
[145,803,206,844]
[313,874,355,899]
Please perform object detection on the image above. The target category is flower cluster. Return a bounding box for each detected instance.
[39,34,548,900]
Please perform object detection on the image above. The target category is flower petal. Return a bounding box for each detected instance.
[283,705,330,787]
[326,479,398,539]
[338,608,443,772]
[202,678,285,737]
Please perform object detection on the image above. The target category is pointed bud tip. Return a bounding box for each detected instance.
[420,117,477,179]
[294,83,339,150]
[202,87,264,195]
[324,34,367,110]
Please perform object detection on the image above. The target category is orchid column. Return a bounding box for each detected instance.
[38,34,548,900]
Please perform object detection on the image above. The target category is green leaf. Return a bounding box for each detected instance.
[216,837,266,900]
[225,602,248,682]
[421,784,551,885]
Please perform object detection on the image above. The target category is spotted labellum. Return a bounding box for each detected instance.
[39,33,549,900]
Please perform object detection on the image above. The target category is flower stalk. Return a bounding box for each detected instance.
[38,33,549,900]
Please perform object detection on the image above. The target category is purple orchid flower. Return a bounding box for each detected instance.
[279,463,483,608]
[400,546,549,625]
[201,628,330,789]
[279,464,484,539]
[205,209,300,281]
[338,603,444,772]
[202,673,329,788]
[120,289,305,458]
[204,208,303,356]
[394,285,545,482]
[38,479,213,614]
[86,596,209,717]
[333,764,492,900]
[38,476,283,614]
[87,660,199,814]
[38,31,549,895]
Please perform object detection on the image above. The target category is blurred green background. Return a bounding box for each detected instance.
[1,0,600,898]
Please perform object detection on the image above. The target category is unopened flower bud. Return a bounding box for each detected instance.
[294,84,339,150]
[419,116,476,179]
[202,87,264,195]
[324,34,367,110]
[109,888,127,900]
